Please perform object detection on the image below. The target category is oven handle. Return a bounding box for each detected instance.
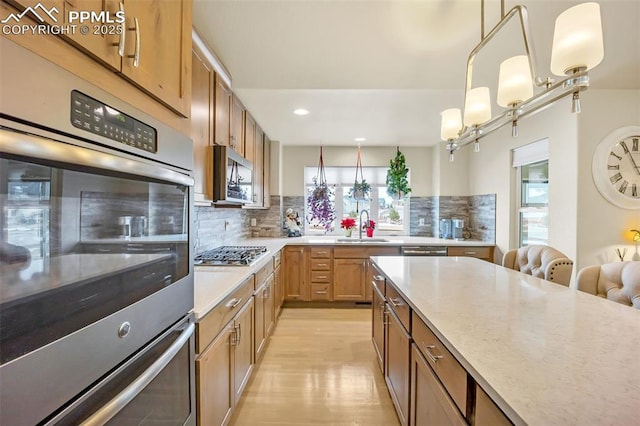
[0,128,194,187]
[80,322,195,426]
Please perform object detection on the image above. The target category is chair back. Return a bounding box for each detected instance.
[502,245,574,286]
[576,261,640,309]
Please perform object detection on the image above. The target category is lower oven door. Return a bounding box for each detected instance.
[45,313,196,426]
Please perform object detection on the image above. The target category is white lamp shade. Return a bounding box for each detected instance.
[464,87,492,126]
[440,108,462,141]
[497,55,533,107]
[550,2,604,76]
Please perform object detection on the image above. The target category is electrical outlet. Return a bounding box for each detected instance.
[250,218,257,227]
[419,218,425,226]
[224,220,230,231]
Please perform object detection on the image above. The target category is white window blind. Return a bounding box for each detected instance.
[512,138,549,167]
[304,166,394,186]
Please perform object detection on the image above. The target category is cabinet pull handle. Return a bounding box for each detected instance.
[236,323,241,344]
[316,275,327,279]
[317,263,327,267]
[464,251,477,255]
[226,298,242,308]
[374,275,384,281]
[382,309,389,326]
[111,1,125,56]
[388,297,401,308]
[315,290,327,294]
[424,344,444,363]
[127,16,140,68]
[231,326,238,346]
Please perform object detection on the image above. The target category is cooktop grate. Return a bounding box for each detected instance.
[195,245,268,266]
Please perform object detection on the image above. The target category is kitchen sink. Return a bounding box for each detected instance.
[336,238,390,243]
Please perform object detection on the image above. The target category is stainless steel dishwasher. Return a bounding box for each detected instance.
[400,246,447,256]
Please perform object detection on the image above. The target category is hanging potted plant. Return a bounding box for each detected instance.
[306,147,336,233]
[386,147,411,199]
[348,145,371,200]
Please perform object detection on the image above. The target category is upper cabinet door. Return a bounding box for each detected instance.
[191,47,214,203]
[120,0,192,117]
[230,94,245,156]
[214,74,231,147]
[244,112,256,163]
[61,0,121,71]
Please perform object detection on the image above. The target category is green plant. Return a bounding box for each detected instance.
[389,208,400,223]
[348,179,371,200]
[386,148,411,199]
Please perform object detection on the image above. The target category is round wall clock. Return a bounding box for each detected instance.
[592,125,640,209]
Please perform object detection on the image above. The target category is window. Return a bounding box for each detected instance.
[304,166,409,235]
[513,140,549,247]
[518,160,549,246]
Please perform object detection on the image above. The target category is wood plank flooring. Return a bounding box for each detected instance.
[229,308,400,425]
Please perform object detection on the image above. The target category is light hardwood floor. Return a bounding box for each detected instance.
[229,308,400,425]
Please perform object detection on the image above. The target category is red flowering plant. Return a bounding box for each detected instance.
[340,218,356,230]
[363,219,376,230]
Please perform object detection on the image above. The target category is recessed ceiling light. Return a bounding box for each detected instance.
[354,137,366,142]
[293,109,309,116]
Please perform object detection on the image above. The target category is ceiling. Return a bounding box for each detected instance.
[193,0,640,147]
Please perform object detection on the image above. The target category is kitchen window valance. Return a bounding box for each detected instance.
[304,166,397,186]
[512,138,549,167]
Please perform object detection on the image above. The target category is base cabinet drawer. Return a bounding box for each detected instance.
[447,246,493,262]
[310,283,331,300]
[411,312,467,414]
[310,271,331,283]
[410,344,466,426]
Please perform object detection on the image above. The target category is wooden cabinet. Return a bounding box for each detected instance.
[448,246,494,262]
[244,113,256,166]
[233,297,254,404]
[214,73,232,147]
[333,258,367,301]
[475,385,513,426]
[190,45,214,204]
[385,303,411,426]
[51,0,192,116]
[263,135,271,207]
[412,312,467,415]
[196,322,234,426]
[254,261,275,362]
[310,246,333,300]
[371,280,385,373]
[196,275,254,425]
[252,125,264,207]
[273,251,284,319]
[230,94,245,156]
[410,344,466,426]
[283,246,308,301]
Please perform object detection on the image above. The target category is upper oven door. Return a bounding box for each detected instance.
[0,126,195,425]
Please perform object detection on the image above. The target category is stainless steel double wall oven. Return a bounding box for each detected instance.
[0,38,196,425]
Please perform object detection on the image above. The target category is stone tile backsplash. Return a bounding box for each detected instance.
[193,193,496,253]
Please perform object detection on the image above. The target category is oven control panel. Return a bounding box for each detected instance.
[70,90,157,153]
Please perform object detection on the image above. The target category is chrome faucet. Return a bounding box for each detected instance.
[359,209,369,240]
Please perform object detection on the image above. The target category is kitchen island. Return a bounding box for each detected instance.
[371,256,640,425]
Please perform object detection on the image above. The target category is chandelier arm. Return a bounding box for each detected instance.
[455,70,589,149]
[463,5,550,109]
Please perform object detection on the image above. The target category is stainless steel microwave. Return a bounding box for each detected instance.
[213,145,254,204]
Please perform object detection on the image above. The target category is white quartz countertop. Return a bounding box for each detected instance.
[193,237,494,319]
[371,256,640,426]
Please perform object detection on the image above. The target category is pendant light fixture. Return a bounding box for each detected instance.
[440,0,604,155]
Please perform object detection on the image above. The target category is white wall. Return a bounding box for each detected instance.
[576,89,640,270]
[467,99,579,263]
[431,141,470,196]
[281,145,432,196]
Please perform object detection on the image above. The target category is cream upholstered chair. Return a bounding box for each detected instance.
[502,245,574,286]
[576,261,640,309]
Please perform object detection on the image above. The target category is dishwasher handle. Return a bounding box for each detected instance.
[401,246,447,256]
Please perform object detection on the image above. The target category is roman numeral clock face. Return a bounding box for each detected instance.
[592,126,640,209]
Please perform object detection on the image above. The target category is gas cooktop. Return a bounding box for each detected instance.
[194,246,268,266]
